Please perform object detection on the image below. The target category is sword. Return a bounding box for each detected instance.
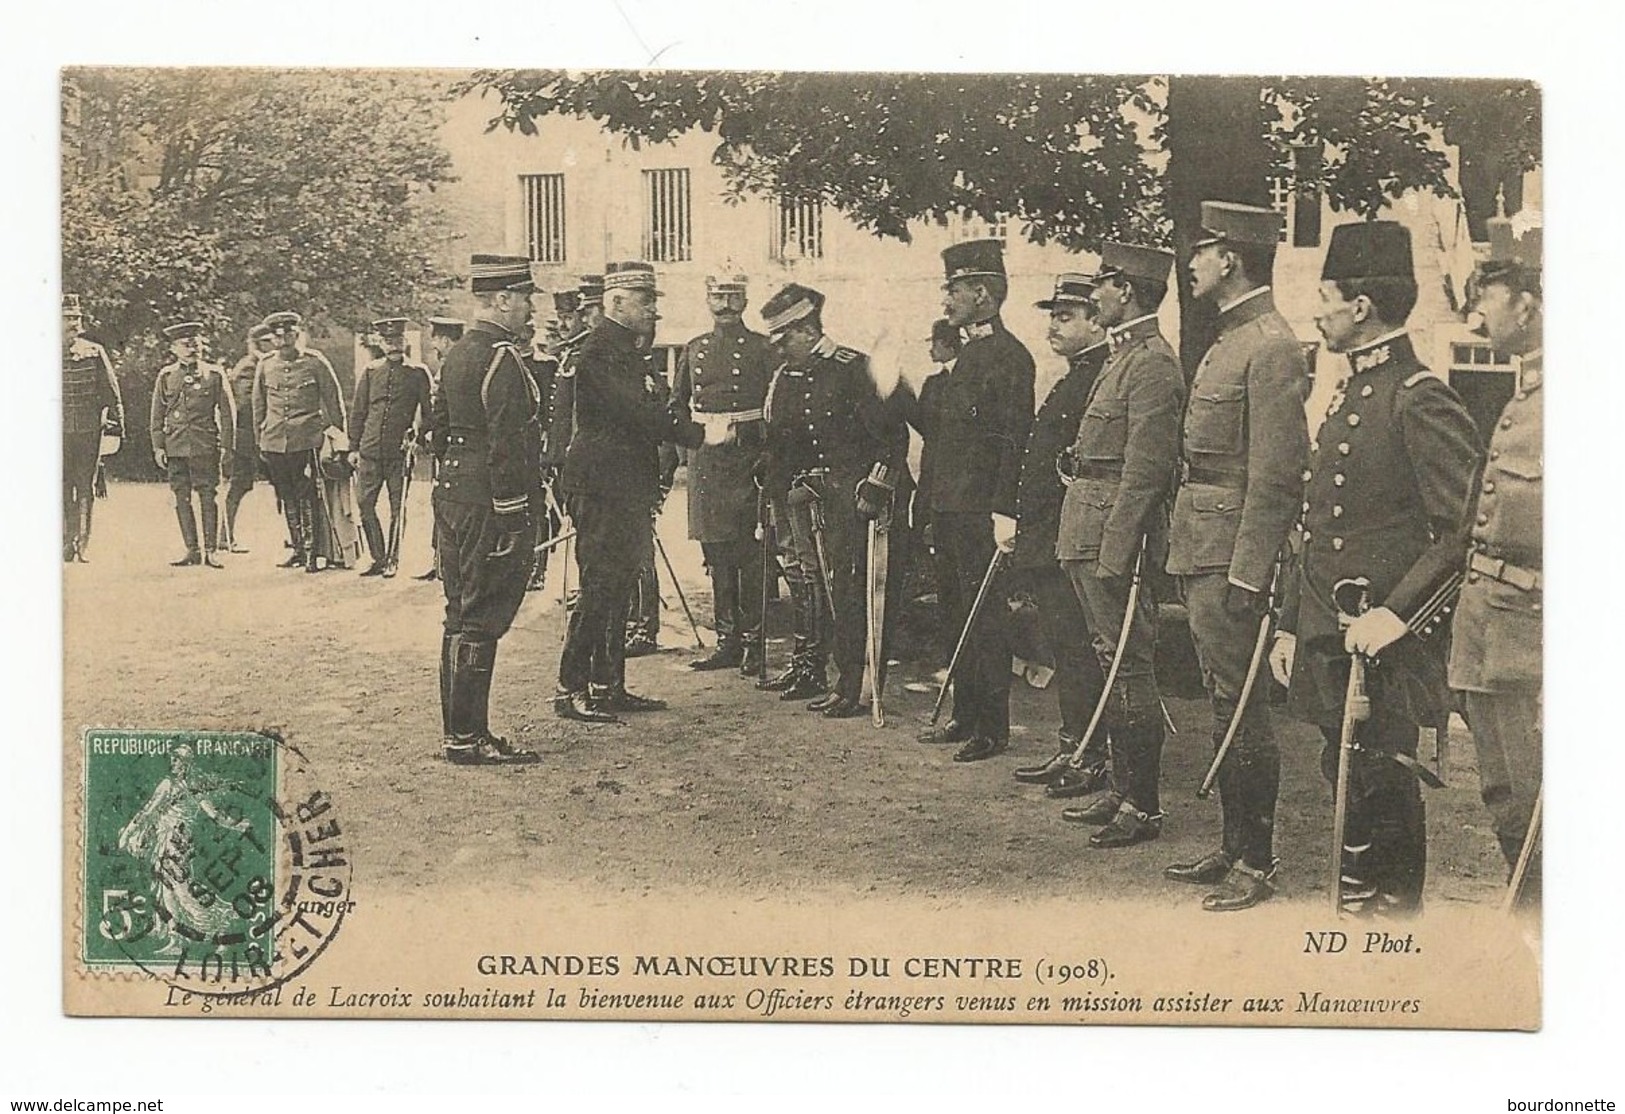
[929,547,1006,727]
[654,528,705,649]
[1197,562,1283,799]
[1063,539,1148,766]
[1330,577,1373,919]
[385,441,415,569]
[807,494,838,627]
[866,507,892,728]
[1502,782,1543,914]
[755,481,772,682]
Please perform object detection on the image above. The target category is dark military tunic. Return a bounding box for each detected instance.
[541,329,588,468]
[63,336,124,437]
[673,322,776,542]
[1012,342,1106,570]
[349,357,433,463]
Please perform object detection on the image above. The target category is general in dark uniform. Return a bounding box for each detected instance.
[1164,202,1311,910]
[348,317,433,578]
[251,311,347,573]
[149,321,235,568]
[1053,243,1186,847]
[902,239,1036,762]
[222,323,272,553]
[674,271,777,674]
[554,262,702,723]
[430,254,545,765]
[1272,221,1481,916]
[1010,276,1112,792]
[1450,215,1543,903]
[760,283,910,718]
[61,294,125,563]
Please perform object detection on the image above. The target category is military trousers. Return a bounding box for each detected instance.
[1063,556,1162,813]
[166,453,221,555]
[435,497,534,642]
[264,450,319,555]
[1464,688,1541,898]
[1183,572,1281,871]
[558,492,646,693]
[700,538,764,647]
[1318,709,1427,916]
[934,511,1012,744]
[356,455,407,563]
[1025,561,1107,756]
[63,430,101,558]
[786,481,871,697]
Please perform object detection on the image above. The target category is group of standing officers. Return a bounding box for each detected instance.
[63,196,1541,917]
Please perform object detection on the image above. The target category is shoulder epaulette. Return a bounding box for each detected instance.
[1402,369,1435,389]
[69,338,102,359]
[833,346,863,364]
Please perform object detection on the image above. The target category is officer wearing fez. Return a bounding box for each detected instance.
[1163,202,1310,910]
[758,283,908,717]
[1451,215,1543,904]
[674,271,777,675]
[904,239,1036,762]
[553,262,703,724]
[150,321,235,568]
[62,294,125,563]
[1271,221,1481,915]
[431,255,545,765]
[349,317,433,578]
[252,311,346,572]
[1053,243,1185,847]
[1010,275,1112,792]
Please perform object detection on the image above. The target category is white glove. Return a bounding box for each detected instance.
[992,512,1018,553]
[701,415,732,446]
[153,448,168,470]
[1344,607,1408,656]
[1268,632,1296,688]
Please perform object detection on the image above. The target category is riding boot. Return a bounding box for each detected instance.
[199,496,220,559]
[299,496,320,572]
[363,517,388,566]
[172,500,201,563]
[280,499,305,567]
[439,633,456,738]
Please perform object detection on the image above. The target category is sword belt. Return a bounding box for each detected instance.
[1468,551,1542,593]
[1180,461,1249,488]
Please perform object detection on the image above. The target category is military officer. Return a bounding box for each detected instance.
[1450,215,1543,904]
[759,283,909,718]
[61,294,125,563]
[543,276,604,481]
[1270,221,1481,916]
[415,317,465,581]
[1163,201,1311,910]
[554,262,703,723]
[349,317,433,577]
[251,311,346,573]
[901,239,1036,761]
[674,271,778,674]
[524,299,566,592]
[221,323,273,553]
[1052,243,1185,847]
[625,337,680,655]
[429,254,545,766]
[149,321,236,568]
[1010,275,1113,795]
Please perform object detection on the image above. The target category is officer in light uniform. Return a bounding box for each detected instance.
[674,271,777,674]
[1450,215,1543,903]
[1053,243,1186,848]
[349,317,433,577]
[1271,221,1481,916]
[61,294,125,562]
[150,321,236,568]
[1164,201,1311,910]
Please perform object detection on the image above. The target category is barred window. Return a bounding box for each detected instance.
[772,197,824,261]
[521,173,567,264]
[1268,176,1293,243]
[642,168,692,263]
[951,212,1009,243]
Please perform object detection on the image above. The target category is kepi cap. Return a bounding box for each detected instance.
[576,274,605,306]
[760,283,826,335]
[370,316,409,336]
[942,238,1007,283]
[603,260,662,296]
[552,291,581,314]
[1321,221,1414,282]
[1192,200,1282,250]
[427,316,465,339]
[469,253,537,294]
[1094,242,1175,286]
[1036,273,1097,311]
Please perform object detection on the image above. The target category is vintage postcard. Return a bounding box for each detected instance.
[60,68,1542,1028]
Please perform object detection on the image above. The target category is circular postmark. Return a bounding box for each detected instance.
[85,728,352,999]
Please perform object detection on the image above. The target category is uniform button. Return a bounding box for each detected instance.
[1302,531,1312,543]
[1337,442,1351,455]
[1490,449,1501,461]
[1500,418,1513,430]
[1531,601,1542,613]
[1483,480,1495,494]
[1360,385,1374,398]
[1515,391,1527,401]
[1332,505,1344,518]
[1477,513,1489,525]
[1302,469,1313,482]
[1301,501,1310,513]
[1468,571,1480,584]
[1332,537,1344,551]
[1333,474,1346,487]
[1347,413,1361,427]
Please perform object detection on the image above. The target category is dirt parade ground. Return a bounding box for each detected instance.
[63,476,1512,909]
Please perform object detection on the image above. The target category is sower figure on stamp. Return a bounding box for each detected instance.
[252,311,346,573]
[1451,214,1543,908]
[553,262,703,724]
[1164,202,1311,911]
[61,293,125,563]
[900,239,1036,762]
[221,323,273,553]
[1270,221,1481,917]
[430,254,544,766]
[1009,276,1113,796]
[1053,244,1185,847]
[415,316,465,581]
[674,270,777,675]
[150,321,236,569]
[349,317,433,579]
[759,282,910,719]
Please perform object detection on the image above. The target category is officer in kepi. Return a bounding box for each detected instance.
[150,321,236,568]
[348,317,433,578]
[1271,221,1481,916]
[1450,213,1543,907]
[430,254,546,765]
[61,293,125,563]
[674,270,777,675]
[1164,201,1310,911]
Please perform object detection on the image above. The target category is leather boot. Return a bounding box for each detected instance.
[689,637,743,671]
[299,497,320,573]
[362,518,387,571]
[445,638,539,764]
[738,633,763,678]
[171,500,201,566]
[779,661,828,700]
[279,500,305,567]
